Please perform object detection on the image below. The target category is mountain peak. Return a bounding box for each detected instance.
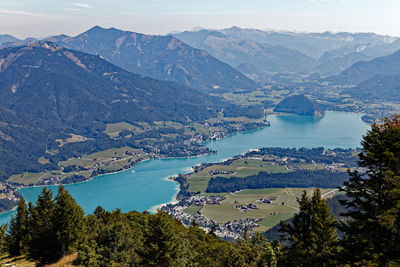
[86,25,105,33]
[82,26,133,36]
[26,41,61,51]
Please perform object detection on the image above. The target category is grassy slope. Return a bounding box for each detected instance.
[187,158,290,193]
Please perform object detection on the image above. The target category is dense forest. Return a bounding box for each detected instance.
[1,116,399,266]
[274,95,324,116]
[4,187,280,266]
[206,170,350,193]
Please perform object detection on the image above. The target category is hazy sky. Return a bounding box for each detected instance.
[0,0,399,38]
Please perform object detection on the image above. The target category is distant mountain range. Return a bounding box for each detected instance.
[174,27,400,76]
[219,26,398,59]
[44,26,257,92]
[174,29,317,77]
[3,26,400,81]
[0,34,21,45]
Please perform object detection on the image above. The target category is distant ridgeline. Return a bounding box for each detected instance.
[274,95,324,116]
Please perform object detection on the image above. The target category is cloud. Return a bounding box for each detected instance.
[72,3,93,8]
[64,8,81,12]
[0,9,53,18]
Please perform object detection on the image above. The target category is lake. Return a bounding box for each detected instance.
[0,111,369,224]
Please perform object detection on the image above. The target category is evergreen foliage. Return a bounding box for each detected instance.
[339,116,400,265]
[28,188,57,262]
[279,189,339,266]
[3,187,279,266]
[206,170,349,193]
[8,197,29,256]
[53,186,85,258]
[274,95,324,116]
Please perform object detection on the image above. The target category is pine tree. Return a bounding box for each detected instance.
[8,197,29,255]
[339,116,400,265]
[279,189,338,266]
[53,186,86,258]
[0,224,8,255]
[28,187,57,262]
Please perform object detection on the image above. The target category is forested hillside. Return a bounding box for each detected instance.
[0,41,263,181]
[274,95,324,116]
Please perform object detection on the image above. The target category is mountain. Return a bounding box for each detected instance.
[349,74,400,102]
[0,35,21,45]
[174,30,317,77]
[0,41,230,127]
[220,26,399,59]
[330,50,400,85]
[0,106,63,179]
[175,27,400,77]
[0,41,263,179]
[45,26,257,92]
[313,45,373,75]
[274,95,324,116]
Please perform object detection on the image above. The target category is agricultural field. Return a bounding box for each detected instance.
[185,157,329,193]
[199,187,336,231]
[104,122,144,138]
[55,134,91,147]
[8,147,148,186]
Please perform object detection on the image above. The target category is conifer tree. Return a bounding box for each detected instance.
[53,186,85,258]
[28,188,57,262]
[8,197,29,255]
[279,189,338,266]
[339,116,400,265]
[0,224,8,255]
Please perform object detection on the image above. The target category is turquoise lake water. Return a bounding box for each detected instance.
[0,112,369,224]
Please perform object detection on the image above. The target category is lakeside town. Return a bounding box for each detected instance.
[161,195,262,240]
[0,119,271,214]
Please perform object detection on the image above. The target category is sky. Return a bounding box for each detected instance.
[0,0,399,39]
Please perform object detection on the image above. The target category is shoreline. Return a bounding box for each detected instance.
[0,157,155,216]
[149,180,180,213]
[0,111,365,217]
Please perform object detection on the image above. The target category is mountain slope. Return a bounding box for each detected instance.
[176,27,400,77]
[46,26,257,92]
[0,34,21,45]
[330,50,400,85]
[174,30,317,76]
[0,107,63,179]
[274,95,324,116]
[0,41,226,128]
[220,26,399,59]
[349,74,400,102]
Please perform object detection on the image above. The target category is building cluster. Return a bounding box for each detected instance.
[161,195,261,240]
[208,170,235,176]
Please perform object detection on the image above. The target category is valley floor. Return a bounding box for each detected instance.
[162,147,358,239]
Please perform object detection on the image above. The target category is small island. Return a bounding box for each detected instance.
[274,95,325,116]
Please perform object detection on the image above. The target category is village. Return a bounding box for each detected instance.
[161,195,262,240]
